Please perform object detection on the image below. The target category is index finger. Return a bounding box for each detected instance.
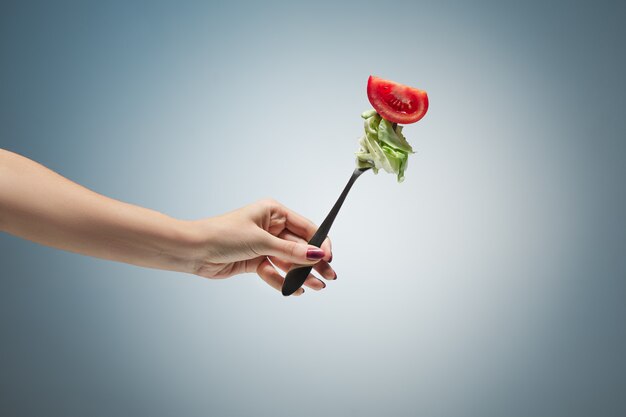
[276,229,333,265]
[279,206,332,262]
[280,205,318,241]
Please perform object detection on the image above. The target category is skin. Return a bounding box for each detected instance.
[0,149,335,296]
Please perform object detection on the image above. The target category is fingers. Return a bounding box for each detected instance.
[278,229,332,261]
[269,257,327,291]
[253,200,336,291]
[256,258,304,296]
[280,206,319,242]
[261,234,326,265]
[275,231,336,280]
[279,205,333,261]
[321,237,332,263]
[258,199,333,263]
[313,259,336,281]
[274,256,335,282]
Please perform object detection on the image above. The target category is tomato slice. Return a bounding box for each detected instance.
[367,75,429,124]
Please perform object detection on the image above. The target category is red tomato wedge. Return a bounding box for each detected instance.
[367,75,429,124]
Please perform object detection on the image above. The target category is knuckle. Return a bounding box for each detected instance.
[280,239,300,261]
[287,241,298,259]
[257,197,279,209]
[257,259,272,275]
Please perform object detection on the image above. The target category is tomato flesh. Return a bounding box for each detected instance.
[367,75,429,124]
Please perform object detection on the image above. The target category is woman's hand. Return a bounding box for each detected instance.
[187,199,335,296]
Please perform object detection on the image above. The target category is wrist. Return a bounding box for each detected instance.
[157,218,204,274]
[163,217,222,275]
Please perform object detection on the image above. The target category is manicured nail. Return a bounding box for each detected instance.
[333,273,338,280]
[328,254,333,263]
[306,248,325,260]
[321,280,327,289]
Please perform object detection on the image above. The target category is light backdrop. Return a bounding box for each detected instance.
[1,1,625,416]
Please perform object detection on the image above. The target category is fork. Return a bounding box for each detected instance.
[281,166,371,296]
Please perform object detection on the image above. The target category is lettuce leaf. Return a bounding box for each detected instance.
[378,118,414,153]
[355,109,414,182]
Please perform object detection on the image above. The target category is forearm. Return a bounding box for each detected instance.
[0,149,199,273]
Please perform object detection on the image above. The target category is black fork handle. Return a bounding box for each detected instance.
[281,167,369,296]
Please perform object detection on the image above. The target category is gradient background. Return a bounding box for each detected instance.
[1,1,625,416]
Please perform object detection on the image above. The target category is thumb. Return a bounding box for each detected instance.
[262,234,326,265]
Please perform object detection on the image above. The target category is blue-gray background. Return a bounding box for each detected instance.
[1,1,625,416]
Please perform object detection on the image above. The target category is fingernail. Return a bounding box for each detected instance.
[306,248,325,260]
[328,254,333,263]
[333,273,337,280]
[321,280,327,289]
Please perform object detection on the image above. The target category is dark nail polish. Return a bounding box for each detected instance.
[328,254,333,263]
[321,281,327,289]
[306,248,325,260]
[334,273,338,280]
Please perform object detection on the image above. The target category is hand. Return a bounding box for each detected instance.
[189,199,336,296]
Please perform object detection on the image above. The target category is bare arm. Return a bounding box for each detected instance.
[0,149,335,295]
[0,148,197,272]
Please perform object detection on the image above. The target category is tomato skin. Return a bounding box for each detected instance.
[367,75,429,124]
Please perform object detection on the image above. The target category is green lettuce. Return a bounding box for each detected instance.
[355,109,414,182]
